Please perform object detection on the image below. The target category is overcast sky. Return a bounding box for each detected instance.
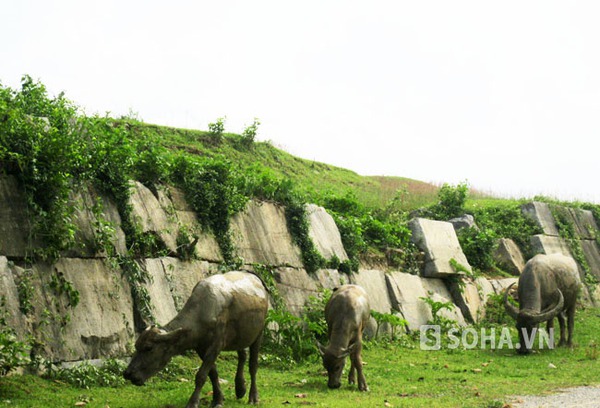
[3,1,599,203]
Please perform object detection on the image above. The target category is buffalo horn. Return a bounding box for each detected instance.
[503,283,519,320]
[521,289,564,325]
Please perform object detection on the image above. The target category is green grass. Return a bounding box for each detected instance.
[126,121,442,211]
[2,307,599,408]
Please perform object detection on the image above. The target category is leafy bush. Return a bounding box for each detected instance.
[47,359,127,388]
[427,182,469,220]
[241,117,260,147]
[457,226,498,272]
[263,290,331,366]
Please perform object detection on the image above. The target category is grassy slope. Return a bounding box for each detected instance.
[2,307,599,407]
[131,122,442,210]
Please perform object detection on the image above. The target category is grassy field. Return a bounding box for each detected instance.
[1,307,598,408]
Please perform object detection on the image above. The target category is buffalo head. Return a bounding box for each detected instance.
[504,283,564,355]
[317,341,355,389]
[123,326,188,385]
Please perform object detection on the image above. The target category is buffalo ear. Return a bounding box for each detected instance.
[155,327,189,343]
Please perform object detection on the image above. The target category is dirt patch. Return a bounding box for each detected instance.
[510,386,600,407]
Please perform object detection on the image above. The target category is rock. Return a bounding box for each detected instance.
[385,271,432,331]
[521,202,559,236]
[448,214,478,231]
[409,218,472,277]
[530,235,571,257]
[0,175,36,257]
[305,204,348,262]
[273,267,319,316]
[350,269,394,337]
[493,238,525,275]
[231,201,303,268]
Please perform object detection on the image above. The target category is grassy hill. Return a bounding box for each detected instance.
[128,122,442,211]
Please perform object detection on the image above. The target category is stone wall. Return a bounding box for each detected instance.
[1,175,599,363]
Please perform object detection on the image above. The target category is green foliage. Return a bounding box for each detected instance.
[480,293,514,327]
[370,310,408,340]
[466,201,542,261]
[15,269,35,315]
[0,299,31,376]
[207,117,225,143]
[426,182,469,220]
[241,117,260,147]
[263,290,331,366]
[47,359,127,388]
[49,271,80,308]
[457,227,498,272]
[171,154,247,264]
[421,295,457,331]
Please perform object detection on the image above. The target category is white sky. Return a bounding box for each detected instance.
[3,1,599,203]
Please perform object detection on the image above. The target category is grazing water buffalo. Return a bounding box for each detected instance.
[317,284,370,391]
[504,253,582,354]
[123,271,268,408]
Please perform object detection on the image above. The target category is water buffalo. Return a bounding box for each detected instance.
[123,271,269,408]
[317,284,370,391]
[504,253,582,354]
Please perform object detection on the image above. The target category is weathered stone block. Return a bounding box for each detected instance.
[0,257,30,338]
[521,202,559,236]
[350,269,396,337]
[0,176,34,257]
[231,201,302,267]
[129,181,178,254]
[159,258,216,311]
[530,235,571,257]
[312,268,349,290]
[581,240,600,281]
[421,278,467,326]
[385,271,432,331]
[493,238,525,275]
[143,259,178,326]
[409,218,472,277]
[489,278,518,295]
[156,186,222,262]
[306,204,348,262]
[64,185,127,258]
[273,267,319,316]
[30,259,134,362]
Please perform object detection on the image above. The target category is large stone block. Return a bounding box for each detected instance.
[231,201,302,267]
[447,276,494,323]
[409,218,472,277]
[493,238,525,275]
[489,278,518,295]
[129,181,178,254]
[385,271,432,331]
[273,267,319,316]
[64,185,127,258]
[0,176,34,257]
[28,259,134,362]
[566,208,599,240]
[421,278,467,326]
[581,240,600,281]
[312,268,349,290]
[159,258,216,311]
[142,259,178,326]
[530,235,571,257]
[521,202,559,236]
[0,257,30,338]
[306,204,348,262]
[156,186,222,262]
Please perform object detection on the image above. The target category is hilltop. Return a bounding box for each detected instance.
[125,122,443,211]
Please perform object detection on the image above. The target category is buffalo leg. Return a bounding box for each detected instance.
[187,347,221,408]
[348,359,356,385]
[248,333,262,404]
[557,311,567,347]
[235,349,247,399]
[208,364,224,407]
[566,305,576,347]
[351,341,368,392]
